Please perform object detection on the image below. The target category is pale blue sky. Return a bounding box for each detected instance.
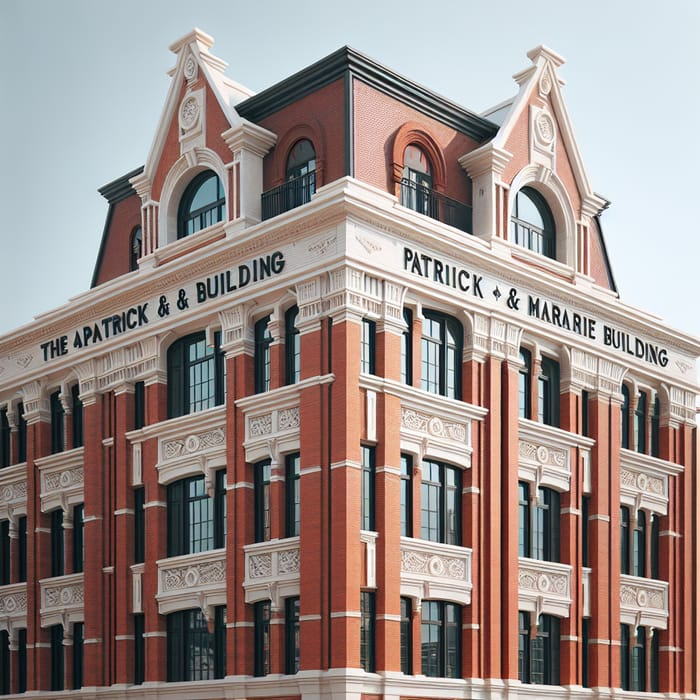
[1,0,698,341]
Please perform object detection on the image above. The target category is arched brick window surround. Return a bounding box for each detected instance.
[392,123,447,197]
[272,123,326,189]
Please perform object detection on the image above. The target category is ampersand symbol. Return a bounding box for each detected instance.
[157,296,170,317]
[507,288,520,310]
[177,289,189,311]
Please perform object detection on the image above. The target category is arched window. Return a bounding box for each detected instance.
[177,171,225,239]
[401,145,434,217]
[285,139,316,207]
[130,226,142,271]
[511,186,556,259]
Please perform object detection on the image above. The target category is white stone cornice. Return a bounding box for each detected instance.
[221,120,277,158]
[458,143,513,179]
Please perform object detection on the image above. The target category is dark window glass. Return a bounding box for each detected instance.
[134,381,145,429]
[17,627,27,693]
[16,403,26,464]
[631,626,646,691]
[360,591,376,672]
[633,510,646,577]
[285,139,316,207]
[582,617,590,687]
[0,630,8,695]
[421,312,462,399]
[18,516,27,582]
[167,331,225,418]
[620,624,631,690]
[651,395,660,457]
[519,482,530,558]
[254,316,272,394]
[635,391,647,454]
[71,384,83,449]
[0,521,9,585]
[650,630,660,692]
[285,453,301,538]
[50,510,64,577]
[620,506,630,575]
[538,357,560,428]
[519,612,560,684]
[167,606,226,681]
[519,349,532,419]
[254,601,271,676]
[361,319,376,375]
[401,145,434,216]
[421,460,461,545]
[401,309,413,385]
[0,409,9,468]
[50,625,64,691]
[519,483,560,561]
[511,186,555,259]
[582,496,590,568]
[167,472,225,556]
[581,390,590,437]
[73,504,84,573]
[285,597,300,674]
[400,454,412,537]
[421,601,460,678]
[285,306,301,385]
[400,597,412,675]
[134,613,145,685]
[254,460,272,542]
[621,385,630,449]
[361,446,375,531]
[651,516,660,579]
[73,622,84,689]
[50,390,64,454]
[134,487,145,564]
[130,225,142,271]
[178,170,225,239]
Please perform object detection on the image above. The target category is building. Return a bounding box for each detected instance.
[0,29,698,699]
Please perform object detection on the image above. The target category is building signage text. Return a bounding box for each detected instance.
[403,247,668,367]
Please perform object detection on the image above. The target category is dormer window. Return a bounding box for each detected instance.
[511,186,555,259]
[177,171,225,239]
[130,226,142,271]
[401,145,434,217]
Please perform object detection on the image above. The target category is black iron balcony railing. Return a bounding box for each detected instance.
[400,178,472,234]
[261,171,316,221]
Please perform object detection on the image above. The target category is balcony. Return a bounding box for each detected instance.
[620,574,668,629]
[156,549,226,615]
[243,537,300,607]
[261,171,316,220]
[39,573,84,628]
[400,537,473,606]
[518,557,572,618]
[400,178,472,234]
[36,447,84,513]
[0,582,28,631]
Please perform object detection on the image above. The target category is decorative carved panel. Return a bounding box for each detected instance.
[518,558,572,619]
[243,537,301,607]
[619,574,668,630]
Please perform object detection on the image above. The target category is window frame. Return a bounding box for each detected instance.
[420,460,461,546]
[360,319,376,375]
[420,311,462,400]
[401,308,413,386]
[73,504,84,573]
[400,453,413,537]
[285,306,301,385]
[254,600,271,677]
[71,384,83,449]
[177,170,225,239]
[519,481,560,562]
[538,356,560,428]
[285,596,300,675]
[360,591,376,672]
[420,600,461,678]
[254,460,272,543]
[400,596,413,675]
[518,612,560,685]
[285,453,301,538]
[166,606,226,681]
[50,390,64,454]
[519,349,532,419]
[73,622,84,689]
[0,408,9,468]
[254,315,272,394]
[50,509,64,578]
[361,446,376,532]
[511,186,556,259]
[130,225,142,271]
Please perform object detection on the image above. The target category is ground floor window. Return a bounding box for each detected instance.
[518,612,560,685]
[167,607,226,681]
[421,600,461,678]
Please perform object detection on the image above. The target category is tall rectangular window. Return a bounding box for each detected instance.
[254,461,272,543]
[254,316,272,394]
[167,606,226,681]
[400,596,412,675]
[17,516,26,582]
[0,408,9,468]
[518,482,530,558]
[421,312,462,399]
[519,482,560,561]
[71,384,83,449]
[635,391,647,454]
[620,624,631,690]
[17,627,27,693]
[361,319,376,375]
[421,601,460,678]
[400,454,412,537]
[50,510,64,577]
[285,453,301,538]
[650,630,660,692]
[360,591,376,672]
[167,472,225,557]
[421,460,460,545]
[650,396,660,458]
[285,306,301,385]
[633,510,646,577]
[519,349,532,419]
[50,624,64,691]
[631,626,646,691]
[581,389,590,436]
[16,403,26,464]
[0,520,9,585]
[134,487,145,564]
[401,309,413,385]
[285,596,300,674]
[582,496,590,567]
[538,357,560,427]
[650,516,660,579]
[361,446,375,531]
[73,622,84,689]
[621,385,631,449]
[133,614,145,685]
[581,617,590,687]
[519,612,560,685]
[134,381,145,429]
[0,630,8,695]
[50,390,64,454]
[73,504,84,573]
[254,601,271,677]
